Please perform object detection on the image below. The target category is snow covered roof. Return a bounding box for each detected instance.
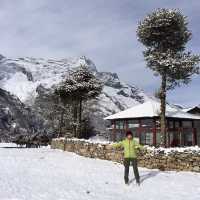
[105,100,200,120]
[182,106,200,113]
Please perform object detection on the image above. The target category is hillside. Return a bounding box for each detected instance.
[0,55,151,135]
[0,88,47,141]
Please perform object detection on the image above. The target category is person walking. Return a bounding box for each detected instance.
[113,131,142,185]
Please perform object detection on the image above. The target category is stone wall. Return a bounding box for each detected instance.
[51,138,200,172]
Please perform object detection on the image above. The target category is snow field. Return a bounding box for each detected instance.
[0,144,200,200]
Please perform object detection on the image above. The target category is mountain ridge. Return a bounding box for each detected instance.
[0,54,151,135]
[0,55,150,111]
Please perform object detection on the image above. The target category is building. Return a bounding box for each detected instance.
[183,106,200,116]
[105,100,200,147]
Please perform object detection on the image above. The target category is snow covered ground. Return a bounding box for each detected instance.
[0,143,200,200]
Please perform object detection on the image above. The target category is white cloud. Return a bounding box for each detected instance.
[0,0,199,105]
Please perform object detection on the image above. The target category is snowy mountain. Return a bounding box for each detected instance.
[0,54,151,135]
[0,88,46,141]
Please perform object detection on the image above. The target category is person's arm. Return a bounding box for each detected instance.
[112,141,124,148]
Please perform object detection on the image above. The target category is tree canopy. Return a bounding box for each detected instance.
[137,8,199,90]
[56,65,103,101]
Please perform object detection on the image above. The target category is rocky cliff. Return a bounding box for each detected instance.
[0,55,151,137]
[0,88,46,141]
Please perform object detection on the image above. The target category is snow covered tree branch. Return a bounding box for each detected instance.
[55,65,103,138]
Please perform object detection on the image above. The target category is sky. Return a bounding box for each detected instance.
[0,0,199,106]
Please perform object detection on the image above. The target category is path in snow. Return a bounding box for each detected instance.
[0,144,200,200]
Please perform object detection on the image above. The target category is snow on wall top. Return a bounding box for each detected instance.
[105,99,200,120]
[53,137,200,154]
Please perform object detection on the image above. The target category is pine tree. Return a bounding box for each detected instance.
[137,8,200,146]
[55,65,103,138]
[34,85,73,137]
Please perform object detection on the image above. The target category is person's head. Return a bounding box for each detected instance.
[126,131,133,140]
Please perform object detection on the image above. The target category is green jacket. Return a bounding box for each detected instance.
[113,138,142,158]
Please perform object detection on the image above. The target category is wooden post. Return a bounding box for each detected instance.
[192,120,197,146]
[153,118,157,146]
[138,119,142,144]
[113,120,116,141]
[179,120,182,147]
[125,119,128,131]
[193,128,197,146]
[124,119,128,139]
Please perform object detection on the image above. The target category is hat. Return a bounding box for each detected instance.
[126,131,133,137]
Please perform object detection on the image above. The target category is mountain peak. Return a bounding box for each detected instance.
[0,54,5,60]
[75,56,97,72]
[0,54,151,135]
[0,54,150,111]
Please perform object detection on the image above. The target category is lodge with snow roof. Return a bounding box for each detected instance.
[182,106,200,116]
[105,100,200,147]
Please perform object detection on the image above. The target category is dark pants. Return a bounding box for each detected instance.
[124,158,140,183]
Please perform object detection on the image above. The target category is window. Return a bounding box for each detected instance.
[169,131,180,147]
[156,131,161,146]
[140,131,153,145]
[175,121,180,128]
[141,119,154,128]
[183,130,193,146]
[115,120,124,130]
[127,120,139,128]
[194,121,200,129]
[127,120,139,138]
[194,121,200,146]
[168,121,174,129]
[182,121,192,128]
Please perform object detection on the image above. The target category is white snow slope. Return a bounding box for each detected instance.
[0,55,150,116]
[0,144,200,200]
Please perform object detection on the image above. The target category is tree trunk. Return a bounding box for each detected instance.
[73,102,78,137]
[160,73,167,147]
[77,99,82,138]
[58,110,64,137]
